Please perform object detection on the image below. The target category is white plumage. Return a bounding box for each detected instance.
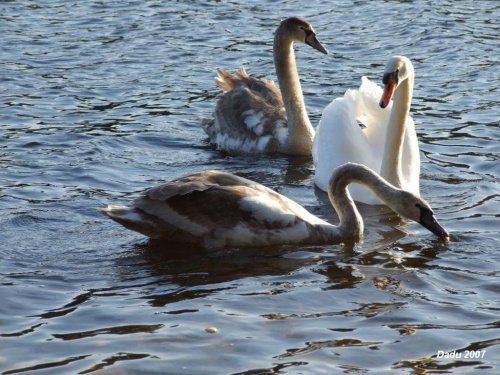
[313,56,420,205]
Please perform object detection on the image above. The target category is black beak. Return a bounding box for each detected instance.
[304,30,328,55]
[419,208,449,240]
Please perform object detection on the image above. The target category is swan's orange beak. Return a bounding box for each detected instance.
[379,79,397,109]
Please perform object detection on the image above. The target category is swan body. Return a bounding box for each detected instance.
[99,163,448,249]
[313,56,420,204]
[202,16,328,155]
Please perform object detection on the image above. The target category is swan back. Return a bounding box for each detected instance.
[209,67,287,153]
[100,170,335,248]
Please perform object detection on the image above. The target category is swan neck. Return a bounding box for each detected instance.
[327,169,365,240]
[328,164,400,239]
[380,75,413,188]
[274,34,313,154]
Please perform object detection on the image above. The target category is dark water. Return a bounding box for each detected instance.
[1,0,499,374]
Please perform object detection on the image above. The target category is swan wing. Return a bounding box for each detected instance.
[355,76,392,150]
[313,87,372,190]
[132,171,254,236]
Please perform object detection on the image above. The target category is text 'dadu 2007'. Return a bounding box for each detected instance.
[437,350,486,359]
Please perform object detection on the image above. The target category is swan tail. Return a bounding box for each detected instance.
[233,67,249,80]
[215,67,248,93]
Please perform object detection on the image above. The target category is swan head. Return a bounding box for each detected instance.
[389,191,449,240]
[329,162,449,240]
[379,56,414,108]
[277,17,328,55]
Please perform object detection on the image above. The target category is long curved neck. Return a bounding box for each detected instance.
[380,75,413,188]
[274,34,314,155]
[327,164,401,240]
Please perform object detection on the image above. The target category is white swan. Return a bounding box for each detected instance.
[313,56,420,204]
[99,163,449,249]
[202,16,328,155]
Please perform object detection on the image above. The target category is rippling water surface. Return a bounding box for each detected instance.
[1,1,499,374]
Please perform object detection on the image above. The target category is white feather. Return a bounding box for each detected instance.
[313,73,420,205]
[239,195,296,226]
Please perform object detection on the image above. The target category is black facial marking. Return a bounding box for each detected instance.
[416,203,449,239]
[416,203,435,223]
[383,69,399,85]
[304,29,313,38]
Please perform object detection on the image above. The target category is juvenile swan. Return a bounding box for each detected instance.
[99,163,449,249]
[202,16,328,155]
[313,56,419,204]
